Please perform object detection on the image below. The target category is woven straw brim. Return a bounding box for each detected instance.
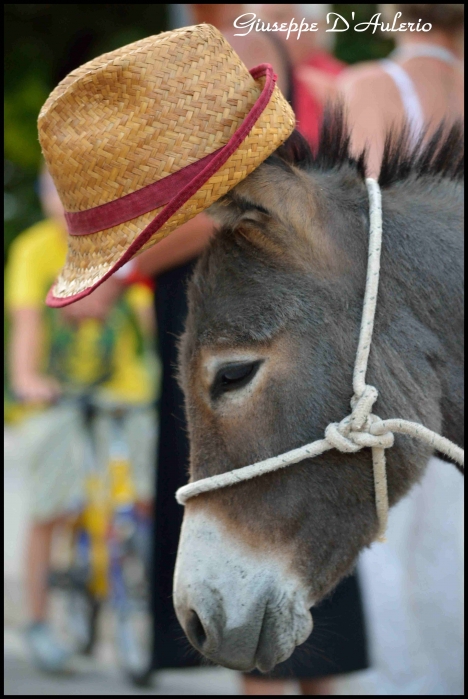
[50,80,294,300]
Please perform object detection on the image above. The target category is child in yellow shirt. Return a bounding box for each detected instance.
[5,169,158,672]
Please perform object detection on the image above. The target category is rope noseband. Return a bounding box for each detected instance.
[176,178,464,542]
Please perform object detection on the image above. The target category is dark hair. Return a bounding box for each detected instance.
[272,106,464,187]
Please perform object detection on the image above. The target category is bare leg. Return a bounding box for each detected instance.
[299,677,334,695]
[24,515,71,622]
[242,676,287,695]
[24,519,56,622]
[23,515,77,673]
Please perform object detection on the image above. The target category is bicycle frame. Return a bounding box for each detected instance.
[70,395,151,605]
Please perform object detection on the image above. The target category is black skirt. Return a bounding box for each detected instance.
[150,259,369,678]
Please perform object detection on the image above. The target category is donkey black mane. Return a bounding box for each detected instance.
[272,106,464,187]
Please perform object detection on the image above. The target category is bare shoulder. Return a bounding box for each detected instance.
[337,60,393,95]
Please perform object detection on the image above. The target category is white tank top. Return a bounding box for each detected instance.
[380,44,461,147]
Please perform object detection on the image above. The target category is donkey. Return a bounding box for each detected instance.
[173,112,464,672]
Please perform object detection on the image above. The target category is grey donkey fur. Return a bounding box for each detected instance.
[177,115,464,603]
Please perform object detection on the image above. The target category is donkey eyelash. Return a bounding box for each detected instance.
[210,360,263,401]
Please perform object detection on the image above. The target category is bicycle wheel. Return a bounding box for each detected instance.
[111,519,153,687]
[116,606,153,686]
[68,585,100,655]
[48,568,100,655]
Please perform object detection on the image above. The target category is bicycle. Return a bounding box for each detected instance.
[47,392,154,687]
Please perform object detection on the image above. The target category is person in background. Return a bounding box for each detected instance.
[5,169,158,673]
[338,3,464,175]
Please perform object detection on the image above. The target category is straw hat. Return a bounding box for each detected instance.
[38,23,295,306]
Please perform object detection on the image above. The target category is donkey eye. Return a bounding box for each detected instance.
[211,361,262,400]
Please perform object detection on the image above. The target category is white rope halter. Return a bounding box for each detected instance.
[176,178,464,542]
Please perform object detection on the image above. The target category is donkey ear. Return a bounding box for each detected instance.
[207,189,272,230]
[272,129,313,170]
[207,130,313,229]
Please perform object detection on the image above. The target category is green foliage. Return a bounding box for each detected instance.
[4,77,49,170]
[332,4,395,63]
[4,4,168,262]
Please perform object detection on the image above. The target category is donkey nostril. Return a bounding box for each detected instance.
[186,609,207,650]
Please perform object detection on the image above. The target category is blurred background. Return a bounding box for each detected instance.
[4,4,463,696]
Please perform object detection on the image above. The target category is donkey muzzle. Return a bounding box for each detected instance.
[173,506,313,671]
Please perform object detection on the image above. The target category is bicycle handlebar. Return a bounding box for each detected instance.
[10,388,157,417]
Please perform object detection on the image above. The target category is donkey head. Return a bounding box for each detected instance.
[173,124,461,671]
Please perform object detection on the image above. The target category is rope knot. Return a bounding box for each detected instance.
[348,416,394,450]
[325,421,361,453]
[325,385,395,455]
[325,415,394,454]
[350,385,378,430]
